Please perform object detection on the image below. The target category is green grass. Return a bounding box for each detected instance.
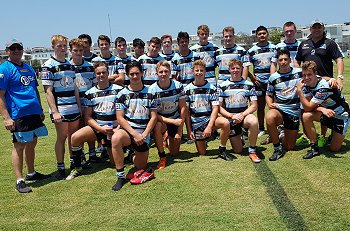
[1,58,350,230]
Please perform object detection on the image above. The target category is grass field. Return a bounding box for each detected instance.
[1,58,350,231]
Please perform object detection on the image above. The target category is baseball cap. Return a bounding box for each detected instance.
[6,38,23,48]
[311,20,324,27]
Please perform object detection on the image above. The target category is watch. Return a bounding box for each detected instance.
[337,75,344,80]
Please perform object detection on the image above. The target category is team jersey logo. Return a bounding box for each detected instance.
[0,74,4,79]
[20,75,35,86]
[60,76,74,87]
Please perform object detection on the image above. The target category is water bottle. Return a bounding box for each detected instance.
[105,122,113,140]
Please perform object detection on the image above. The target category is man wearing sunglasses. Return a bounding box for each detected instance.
[0,39,50,193]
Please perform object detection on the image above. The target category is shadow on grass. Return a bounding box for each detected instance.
[28,160,114,188]
[255,161,309,231]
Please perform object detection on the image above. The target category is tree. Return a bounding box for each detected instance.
[31,59,41,70]
[269,29,283,44]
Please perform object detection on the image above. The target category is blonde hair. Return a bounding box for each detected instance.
[301,61,317,73]
[51,34,68,45]
[228,59,243,68]
[69,38,85,50]
[197,24,209,34]
[156,60,170,71]
[192,60,206,69]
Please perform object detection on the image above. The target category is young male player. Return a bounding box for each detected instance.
[111,61,157,191]
[184,60,231,159]
[219,59,261,163]
[149,60,186,169]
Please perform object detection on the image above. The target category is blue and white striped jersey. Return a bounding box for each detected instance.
[161,51,175,61]
[219,78,257,113]
[116,86,157,129]
[149,80,185,119]
[138,54,165,87]
[267,68,302,117]
[303,78,349,117]
[271,40,301,64]
[41,57,80,116]
[190,42,219,85]
[85,84,123,127]
[91,55,119,77]
[184,81,219,130]
[248,42,276,83]
[71,60,96,106]
[215,45,250,82]
[115,55,132,85]
[83,53,97,62]
[171,51,200,86]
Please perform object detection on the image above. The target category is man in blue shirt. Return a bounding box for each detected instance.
[0,39,49,193]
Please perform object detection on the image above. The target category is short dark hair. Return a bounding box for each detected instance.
[256,25,268,34]
[276,49,290,59]
[93,61,107,72]
[78,34,93,45]
[97,35,110,45]
[133,38,145,48]
[125,61,142,75]
[283,21,296,30]
[177,31,189,43]
[149,37,161,45]
[115,37,126,46]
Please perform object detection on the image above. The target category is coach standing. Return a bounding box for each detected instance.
[295,20,344,89]
[0,39,50,193]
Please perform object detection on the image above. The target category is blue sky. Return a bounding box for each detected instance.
[2,0,349,48]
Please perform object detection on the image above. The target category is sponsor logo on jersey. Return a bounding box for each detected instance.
[20,75,36,86]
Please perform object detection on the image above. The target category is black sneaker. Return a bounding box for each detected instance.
[100,148,109,160]
[55,169,66,180]
[89,155,101,163]
[25,171,51,181]
[16,180,32,193]
[269,149,284,161]
[218,148,234,161]
[112,178,127,192]
[303,149,320,159]
[124,148,135,164]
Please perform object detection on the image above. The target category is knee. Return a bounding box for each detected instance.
[329,145,341,152]
[302,112,313,122]
[265,113,276,126]
[284,143,295,151]
[71,132,80,146]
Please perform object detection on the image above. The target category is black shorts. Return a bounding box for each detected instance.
[50,112,80,123]
[193,122,210,141]
[93,129,111,148]
[166,124,179,138]
[126,129,150,152]
[278,109,300,130]
[320,115,350,135]
[255,81,268,97]
[12,114,48,143]
[229,119,243,137]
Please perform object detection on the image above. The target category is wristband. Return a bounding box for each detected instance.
[337,75,344,80]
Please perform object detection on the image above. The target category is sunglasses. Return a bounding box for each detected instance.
[8,45,23,51]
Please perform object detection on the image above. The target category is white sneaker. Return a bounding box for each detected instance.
[258,130,265,138]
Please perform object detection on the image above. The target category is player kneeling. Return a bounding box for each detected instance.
[297,61,349,159]
[184,60,231,159]
[149,61,186,169]
[219,59,261,163]
[67,62,122,180]
[265,50,302,161]
[111,62,157,191]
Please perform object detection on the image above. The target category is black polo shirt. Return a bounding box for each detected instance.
[295,37,343,77]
